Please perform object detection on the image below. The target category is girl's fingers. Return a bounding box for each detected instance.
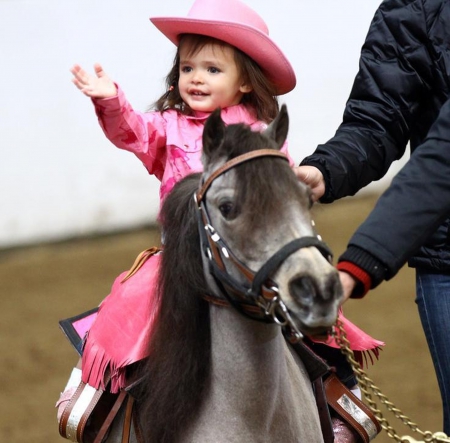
[70,62,116,98]
[70,66,89,85]
[71,75,95,96]
[71,78,89,95]
[71,64,100,86]
[71,77,85,90]
[70,64,84,78]
[93,63,106,78]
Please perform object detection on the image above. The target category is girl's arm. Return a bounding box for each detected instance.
[91,86,167,179]
[71,64,167,179]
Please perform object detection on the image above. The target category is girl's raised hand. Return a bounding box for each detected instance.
[70,63,117,98]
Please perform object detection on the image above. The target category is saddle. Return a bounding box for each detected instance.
[57,310,144,443]
[57,310,380,443]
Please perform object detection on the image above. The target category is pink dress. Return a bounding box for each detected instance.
[81,88,383,393]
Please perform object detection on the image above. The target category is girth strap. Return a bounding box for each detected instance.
[93,390,128,443]
[122,396,134,443]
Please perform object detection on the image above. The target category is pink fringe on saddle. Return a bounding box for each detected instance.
[310,308,384,367]
[81,250,162,393]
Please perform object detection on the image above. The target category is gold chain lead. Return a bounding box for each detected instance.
[333,318,450,443]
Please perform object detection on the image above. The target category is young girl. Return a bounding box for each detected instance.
[58,0,382,440]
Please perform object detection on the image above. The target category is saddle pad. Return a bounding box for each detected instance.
[59,308,99,356]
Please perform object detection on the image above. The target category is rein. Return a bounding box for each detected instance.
[196,149,333,343]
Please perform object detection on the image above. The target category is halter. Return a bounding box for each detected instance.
[196,149,333,343]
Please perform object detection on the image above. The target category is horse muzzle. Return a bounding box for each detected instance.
[286,271,342,336]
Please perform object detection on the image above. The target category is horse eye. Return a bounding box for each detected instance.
[219,202,234,219]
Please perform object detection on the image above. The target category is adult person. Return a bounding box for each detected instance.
[296,0,450,434]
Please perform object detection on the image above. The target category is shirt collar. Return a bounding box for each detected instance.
[186,104,258,126]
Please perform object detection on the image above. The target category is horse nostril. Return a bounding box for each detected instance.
[289,276,316,308]
[323,272,343,302]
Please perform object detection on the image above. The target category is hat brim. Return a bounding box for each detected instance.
[150,17,296,95]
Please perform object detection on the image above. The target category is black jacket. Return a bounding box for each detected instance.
[301,0,450,284]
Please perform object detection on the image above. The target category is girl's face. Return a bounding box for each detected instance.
[178,43,252,113]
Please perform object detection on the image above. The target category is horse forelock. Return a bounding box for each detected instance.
[214,123,262,159]
[214,124,309,225]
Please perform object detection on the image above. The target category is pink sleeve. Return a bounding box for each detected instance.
[91,86,167,179]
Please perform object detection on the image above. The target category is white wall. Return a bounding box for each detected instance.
[1,0,401,248]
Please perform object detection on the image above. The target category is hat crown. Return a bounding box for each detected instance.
[187,0,269,35]
[150,0,296,94]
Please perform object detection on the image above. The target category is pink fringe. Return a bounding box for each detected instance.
[354,347,383,368]
[310,309,385,368]
[82,341,130,393]
[81,251,162,393]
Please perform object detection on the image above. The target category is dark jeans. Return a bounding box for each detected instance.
[416,269,450,435]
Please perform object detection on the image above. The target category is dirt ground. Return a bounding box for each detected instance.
[0,194,442,443]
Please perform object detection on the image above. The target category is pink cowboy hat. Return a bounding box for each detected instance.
[150,0,296,95]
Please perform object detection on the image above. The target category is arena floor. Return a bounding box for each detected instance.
[0,194,442,443]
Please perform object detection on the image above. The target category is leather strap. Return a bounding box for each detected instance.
[122,396,135,443]
[324,373,381,443]
[59,381,105,442]
[313,378,334,443]
[202,293,265,316]
[77,388,104,442]
[132,400,144,443]
[93,390,128,443]
[196,149,288,203]
[59,381,86,439]
[121,247,162,282]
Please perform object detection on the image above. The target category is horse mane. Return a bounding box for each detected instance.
[138,173,211,443]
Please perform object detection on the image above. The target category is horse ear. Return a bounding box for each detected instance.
[264,104,289,150]
[202,108,226,160]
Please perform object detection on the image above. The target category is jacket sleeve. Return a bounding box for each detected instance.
[92,86,167,179]
[338,96,450,287]
[301,0,432,202]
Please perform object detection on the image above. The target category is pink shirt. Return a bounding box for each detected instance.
[93,87,293,208]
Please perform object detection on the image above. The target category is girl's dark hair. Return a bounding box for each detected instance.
[152,34,279,123]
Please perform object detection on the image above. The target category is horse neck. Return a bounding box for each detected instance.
[205,305,320,435]
[209,305,284,386]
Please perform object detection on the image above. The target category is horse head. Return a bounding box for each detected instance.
[138,105,343,443]
[197,105,343,338]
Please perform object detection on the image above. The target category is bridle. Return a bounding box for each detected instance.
[195,149,333,343]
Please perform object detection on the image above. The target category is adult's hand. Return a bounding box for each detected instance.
[293,165,325,201]
[338,271,357,304]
